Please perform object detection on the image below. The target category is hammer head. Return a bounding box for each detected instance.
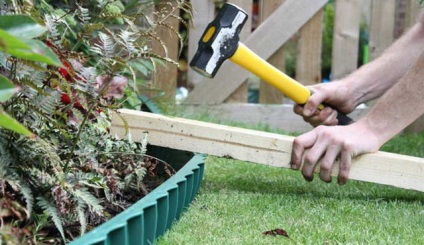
[190,3,248,78]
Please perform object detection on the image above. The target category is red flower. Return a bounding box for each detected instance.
[60,94,71,104]
[58,61,73,82]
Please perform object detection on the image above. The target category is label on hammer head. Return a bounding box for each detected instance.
[205,11,247,75]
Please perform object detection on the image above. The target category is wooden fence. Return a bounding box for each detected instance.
[151,0,423,133]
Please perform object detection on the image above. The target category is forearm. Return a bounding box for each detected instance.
[357,48,424,146]
[342,13,424,107]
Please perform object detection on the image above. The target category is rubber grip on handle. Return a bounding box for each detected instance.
[322,102,354,125]
[230,43,354,125]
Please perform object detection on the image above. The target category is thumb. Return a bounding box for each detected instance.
[303,90,327,116]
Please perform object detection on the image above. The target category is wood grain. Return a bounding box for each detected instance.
[111,109,424,192]
[331,0,361,79]
[258,0,286,104]
[296,9,324,85]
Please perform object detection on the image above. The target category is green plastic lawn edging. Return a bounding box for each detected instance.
[70,97,206,245]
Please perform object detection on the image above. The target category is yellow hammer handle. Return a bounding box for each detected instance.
[230,43,310,104]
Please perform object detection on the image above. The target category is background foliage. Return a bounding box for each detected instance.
[0,0,191,243]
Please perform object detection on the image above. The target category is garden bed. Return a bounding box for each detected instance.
[70,96,205,244]
[70,146,205,245]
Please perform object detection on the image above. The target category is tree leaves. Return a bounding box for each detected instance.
[0,74,17,102]
[0,14,63,137]
[13,39,62,66]
[0,15,62,66]
[0,15,47,39]
[0,29,31,51]
[0,109,34,137]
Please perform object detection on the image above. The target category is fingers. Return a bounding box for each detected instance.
[318,145,341,182]
[301,134,329,181]
[321,109,338,126]
[290,130,317,170]
[337,150,353,185]
[293,105,338,127]
[303,89,327,117]
[291,126,354,185]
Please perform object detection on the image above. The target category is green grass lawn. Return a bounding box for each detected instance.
[157,117,424,244]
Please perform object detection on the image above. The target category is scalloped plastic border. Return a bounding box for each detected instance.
[70,97,206,245]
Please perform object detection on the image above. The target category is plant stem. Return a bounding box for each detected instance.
[64,101,97,171]
[64,80,113,170]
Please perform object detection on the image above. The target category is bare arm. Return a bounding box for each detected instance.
[359,49,424,146]
[294,12,424,125]
[345,13,424,106]
[291,48,424,184]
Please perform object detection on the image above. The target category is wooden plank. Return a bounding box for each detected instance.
[369,0,396,61]
[179,103,367,133]
[225,0,253,103]
[259,0,286,104]
[186,0,328,104]
[187,0,215,88]
[296,8,324,85]
[152,1,180,102]
[331,0,361,79]
[111,109,424,192]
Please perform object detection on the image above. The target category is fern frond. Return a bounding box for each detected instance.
[44,14,61,45]
[118,30,139,54]
[26,168,55,186]
[76,199,87,235]
[91,32,116,59]
[124,172,135,188]
[24,138,64,180]
[74,66,98,96]
[17,77,49,96]
[24,104,67,132]
[37,196,65,240]
[140,132,148,156]
[72,189,103,214]
[76,4,91,24]
[96,0,109,8]
[0,143,34,217]
[135,167,147,189]
[33,89,61,116]
[19,184,34,218]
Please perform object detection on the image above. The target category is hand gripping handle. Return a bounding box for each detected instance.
[322,103,354,125]
[230,43,354,126]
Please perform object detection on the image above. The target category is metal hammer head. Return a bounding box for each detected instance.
[190,3,248,78]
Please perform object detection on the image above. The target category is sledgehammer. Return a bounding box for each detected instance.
[190,3,353,125]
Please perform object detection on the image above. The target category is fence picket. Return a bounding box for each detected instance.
[331,0,361,80]
[258,0,286,104]
[296,9,324,85]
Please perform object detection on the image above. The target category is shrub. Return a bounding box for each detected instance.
[0,0,191,243]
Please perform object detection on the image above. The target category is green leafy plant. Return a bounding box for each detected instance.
[0,0,191,243]
[0,14,61,137]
